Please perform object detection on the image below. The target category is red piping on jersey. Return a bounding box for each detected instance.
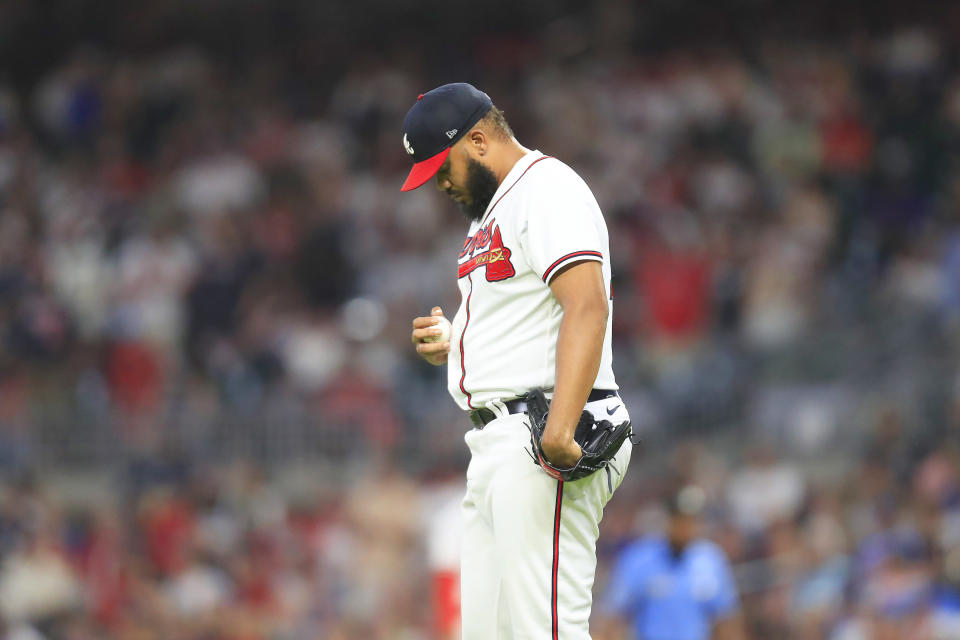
[477,155,555,227]
[541,250,603,283]
[458,274,474,409]
[458,155,554,409]
[551,480,564,639]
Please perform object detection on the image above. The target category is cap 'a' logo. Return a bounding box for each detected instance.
[403,133,414,156]
[445,129,458,139]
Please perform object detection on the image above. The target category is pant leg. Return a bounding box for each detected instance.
[462,410,633,639]
[461,490,508,639]
[460,429,503,640]
[484,418,561,639]
[484,414,633,640]
[554,438,633,638]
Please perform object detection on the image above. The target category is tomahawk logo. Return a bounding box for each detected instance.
[403,133,414,156]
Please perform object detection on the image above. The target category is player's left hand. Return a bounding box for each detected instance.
[525,389,633,482]
[539,436,582,468]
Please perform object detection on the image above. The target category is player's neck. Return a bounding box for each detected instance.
[491,138,532,186]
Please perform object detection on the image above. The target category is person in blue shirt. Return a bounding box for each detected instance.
[597,485,745,640]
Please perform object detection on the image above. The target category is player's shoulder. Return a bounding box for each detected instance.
[621,534,668,562]
[688,538,730,564]
[523,154,587,188]
[515,154,601,218]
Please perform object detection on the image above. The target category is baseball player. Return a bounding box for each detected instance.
[403,82,633,639]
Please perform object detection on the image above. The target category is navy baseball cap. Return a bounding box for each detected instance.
[400,83,493,192]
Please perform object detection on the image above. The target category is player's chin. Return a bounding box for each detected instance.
[456,199,485,221]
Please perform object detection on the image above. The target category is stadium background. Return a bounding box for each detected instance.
[2,0,960,638]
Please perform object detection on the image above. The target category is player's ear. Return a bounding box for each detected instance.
[466,128,487,156]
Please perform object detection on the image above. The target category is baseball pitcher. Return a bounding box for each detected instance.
[403,82,634,639]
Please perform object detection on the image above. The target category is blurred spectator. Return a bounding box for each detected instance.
[596,485,745,640]
[0,527,81,626]
[726,446,805,534]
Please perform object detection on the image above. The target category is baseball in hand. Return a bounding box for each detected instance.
[423,316,451,343]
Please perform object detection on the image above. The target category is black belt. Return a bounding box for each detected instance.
[469,389,619,428]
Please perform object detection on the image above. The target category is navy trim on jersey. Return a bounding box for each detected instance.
[459,274,474,409]
[551,480,563,639]
[541,250,603,283]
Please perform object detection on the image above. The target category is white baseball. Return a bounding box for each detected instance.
[423,316,451,343]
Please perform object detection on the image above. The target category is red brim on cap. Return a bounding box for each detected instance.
[400,148,450,192]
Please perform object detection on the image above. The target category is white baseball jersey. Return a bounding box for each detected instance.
[448,150,618,410]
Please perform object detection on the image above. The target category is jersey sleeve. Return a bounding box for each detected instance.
[519,172,605,284]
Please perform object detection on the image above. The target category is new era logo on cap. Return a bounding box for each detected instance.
[399,83,493,192]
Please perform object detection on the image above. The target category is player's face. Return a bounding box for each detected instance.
[435,142,499,221]
[667,514,698,548]
[435,147,469,202]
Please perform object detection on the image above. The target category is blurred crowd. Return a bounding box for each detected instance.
[2,0,960,637]
[0,458,447,639]
[595,424,960,640]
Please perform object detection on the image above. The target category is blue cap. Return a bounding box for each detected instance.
[400,83,493,191]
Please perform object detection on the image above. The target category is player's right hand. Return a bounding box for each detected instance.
[412,306,450,366]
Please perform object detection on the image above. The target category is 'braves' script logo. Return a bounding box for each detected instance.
[457,219,516,282]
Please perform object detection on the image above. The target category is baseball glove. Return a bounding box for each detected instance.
[523,388,634,486]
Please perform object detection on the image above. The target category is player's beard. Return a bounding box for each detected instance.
[458,157,500,221]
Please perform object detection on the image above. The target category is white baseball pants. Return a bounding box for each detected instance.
[459,399,632,639]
